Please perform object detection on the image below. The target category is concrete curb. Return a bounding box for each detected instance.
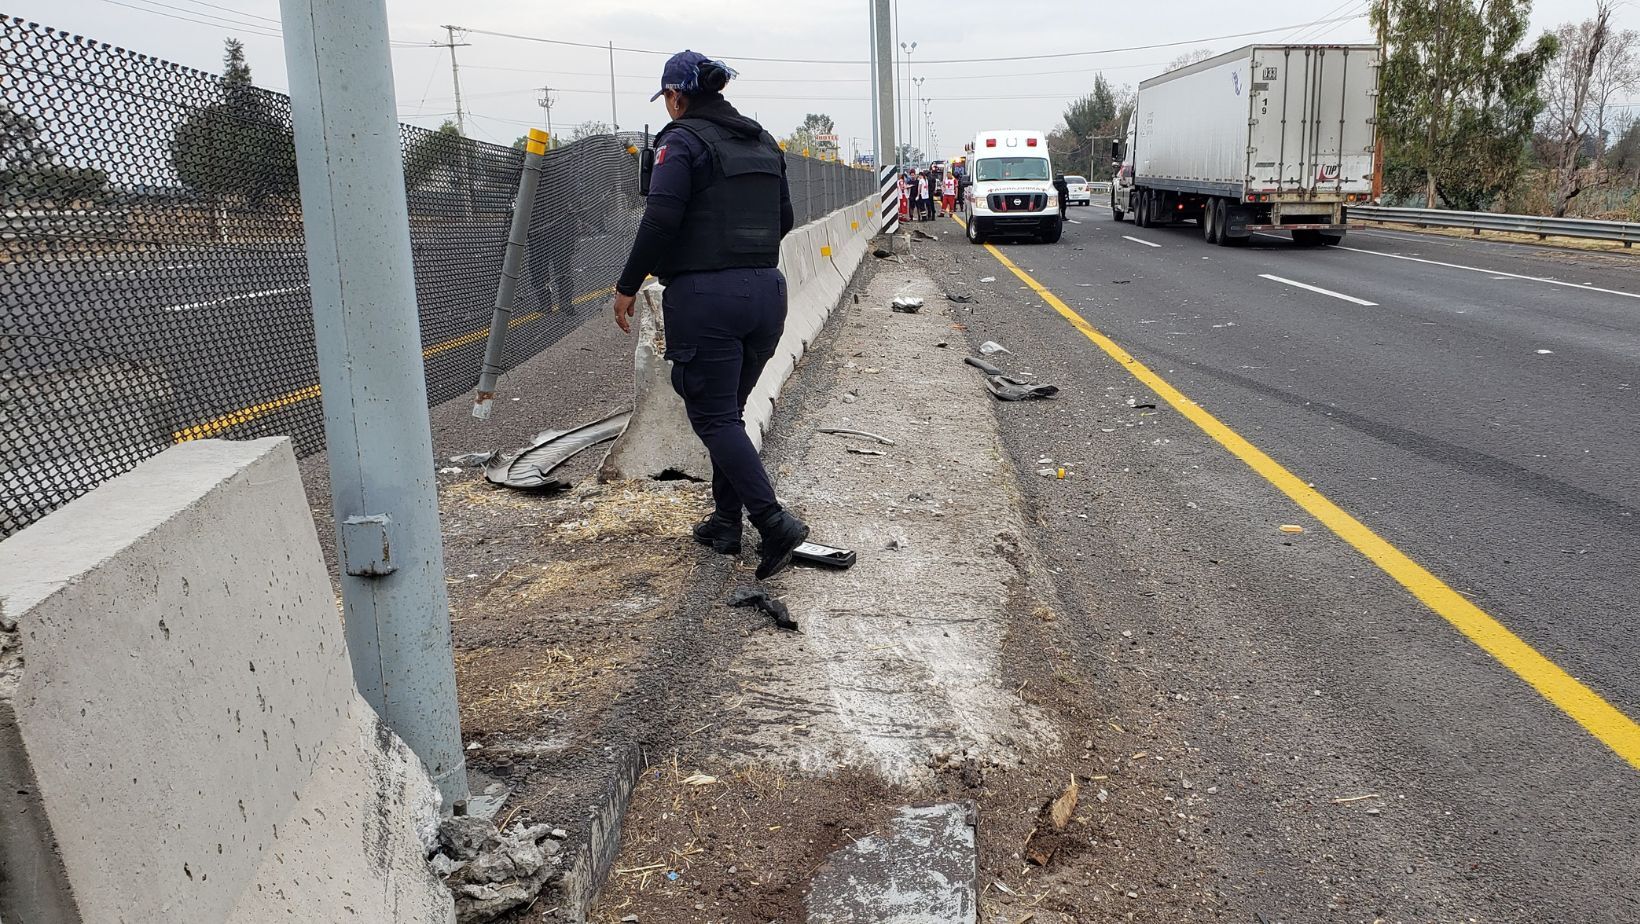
[600,197,876,480]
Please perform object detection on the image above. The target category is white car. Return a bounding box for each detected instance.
[1064,175,1090,206]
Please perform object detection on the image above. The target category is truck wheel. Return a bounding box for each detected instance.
[966,218,986,245]
[1111,192,1125,222]
[1040,219,1063,244]
[1319,230,1346,246]
[1203,198,1220,244]
[1135,191,1150,228]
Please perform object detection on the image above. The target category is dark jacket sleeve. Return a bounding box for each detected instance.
[779,153,795,237]
[615,130,696,297]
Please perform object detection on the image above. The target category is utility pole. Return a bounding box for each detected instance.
[609,41,619,130]
[438,25,470,134]
[285,0,468,809]
[537,86,557,141]
[874,0,899,236]
[901,40,918,163]
[1372,0,1387,201]
[868,0,879,172]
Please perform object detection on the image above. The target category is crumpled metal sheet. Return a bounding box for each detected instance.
[484,410,632,490]
[985,376,1059,402]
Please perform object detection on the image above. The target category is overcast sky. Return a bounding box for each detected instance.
[10,0,1638,160]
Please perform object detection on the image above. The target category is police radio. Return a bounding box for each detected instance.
[639,123,655,197]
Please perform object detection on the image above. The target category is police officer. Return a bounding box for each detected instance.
[1053,173,1070,220]
[612,50,809,580]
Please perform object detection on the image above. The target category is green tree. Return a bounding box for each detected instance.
[1,103,109,205]
[787,113,837,158]
[570,120,613,142]
[404,119,470,190]
[1048,75,1125,180]
[1374,0,1557,209]
[169,38,298,207]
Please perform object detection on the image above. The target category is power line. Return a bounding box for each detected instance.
[455,16,1368,67]
[96,0,430,46]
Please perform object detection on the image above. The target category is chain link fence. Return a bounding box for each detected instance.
[1,17,873,535]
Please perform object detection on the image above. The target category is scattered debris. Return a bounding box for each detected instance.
[891,295,925,313]
[485,411,631,490]
[1330,794,1381,804]
[987,377,1059,401]
[964,356,1005,376]
[945,293,974,303]
[726,588,798,631]
[1132,402,1157,410]
[681,773,719,786]
[847,447,886,457]
[911,228,937,241]
[1112,279,1131,284]
[439,467,463,475]
[434,816,564,923]
[979,276,997,283]
[1279,524,1305,534]
[450,451,500,467]
[886,535,909,551]
[978,340,1011,355]
[794,541,857,569]
[817,427,896,446]
[873,247,895,258]
[935,340,949,348]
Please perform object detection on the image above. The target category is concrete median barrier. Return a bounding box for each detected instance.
[0,438,453,924]
[602,196,875,480]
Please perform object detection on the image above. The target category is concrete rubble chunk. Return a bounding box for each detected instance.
[807,802,978,924]
[436,816,564,923]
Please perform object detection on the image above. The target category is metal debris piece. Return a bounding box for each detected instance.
[450,451,501,467]
[964,356,1005,376]
[891,295,924,313]
[817,427,896,446]
[946,293,974,303]
[986,377,1059,401]
[485,411,631,490]
[978,340,1011,355]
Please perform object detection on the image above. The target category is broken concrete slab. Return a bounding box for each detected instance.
[807,802,978,924]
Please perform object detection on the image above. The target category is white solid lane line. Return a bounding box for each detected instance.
[162,286,309,312]
[1335,244,1640,301]
[1123,235,1161,248]
[1259,273,1379,306]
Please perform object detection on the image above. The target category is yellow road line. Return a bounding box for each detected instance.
[172,290,612,442]
[954,215,1640,771]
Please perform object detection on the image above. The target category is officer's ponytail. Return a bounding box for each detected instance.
[690,59,735,98]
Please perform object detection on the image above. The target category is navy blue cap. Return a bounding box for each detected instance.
[650,49,737,101]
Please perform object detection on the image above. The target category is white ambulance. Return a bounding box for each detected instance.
[963,130,1061,244]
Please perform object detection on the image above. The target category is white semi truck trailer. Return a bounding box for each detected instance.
[1111,44,1379,246]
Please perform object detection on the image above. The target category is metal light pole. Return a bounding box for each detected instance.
[875,0,899,235]
[281,0,468,808]
[912,76,925,161]
[900,40,917,164]
[868,1,880,171]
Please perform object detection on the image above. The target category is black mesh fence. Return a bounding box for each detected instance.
[1,17,873,536]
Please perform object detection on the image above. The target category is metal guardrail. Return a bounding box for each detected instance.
[1347,205,1640,247]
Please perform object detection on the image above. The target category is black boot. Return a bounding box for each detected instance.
[753,509,809,580]
[692,513,742,555]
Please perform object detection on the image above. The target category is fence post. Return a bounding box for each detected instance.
[279,0,468,809]
[473,128,549,419]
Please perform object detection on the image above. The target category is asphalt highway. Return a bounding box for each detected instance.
[931,210,1640,921]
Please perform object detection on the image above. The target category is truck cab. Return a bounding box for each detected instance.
[963,130,1062,245]
[1110,117,1137,221]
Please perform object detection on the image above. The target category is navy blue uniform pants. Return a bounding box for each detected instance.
[662,267,787,525]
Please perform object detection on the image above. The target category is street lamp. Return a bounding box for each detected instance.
[900,40,917,165]
[912,76,925,163]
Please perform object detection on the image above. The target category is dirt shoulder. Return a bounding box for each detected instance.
[591,247,1208,923]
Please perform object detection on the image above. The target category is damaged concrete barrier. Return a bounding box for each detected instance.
[0,438,454,924]
[601,197,876,480]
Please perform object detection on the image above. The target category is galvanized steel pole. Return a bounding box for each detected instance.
[280,0,468,809]
[473,128,550,419]
[873,0,899,235]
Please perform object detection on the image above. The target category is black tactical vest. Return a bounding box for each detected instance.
[653,119,784,280]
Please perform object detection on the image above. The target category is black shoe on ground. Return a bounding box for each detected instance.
[754,510,810,580]
[692,513,742,555]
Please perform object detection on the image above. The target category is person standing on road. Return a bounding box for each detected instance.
[941,172,956,216]
[1053,174,1070,220]
[612,50,810,580]
[915,171,931,221]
